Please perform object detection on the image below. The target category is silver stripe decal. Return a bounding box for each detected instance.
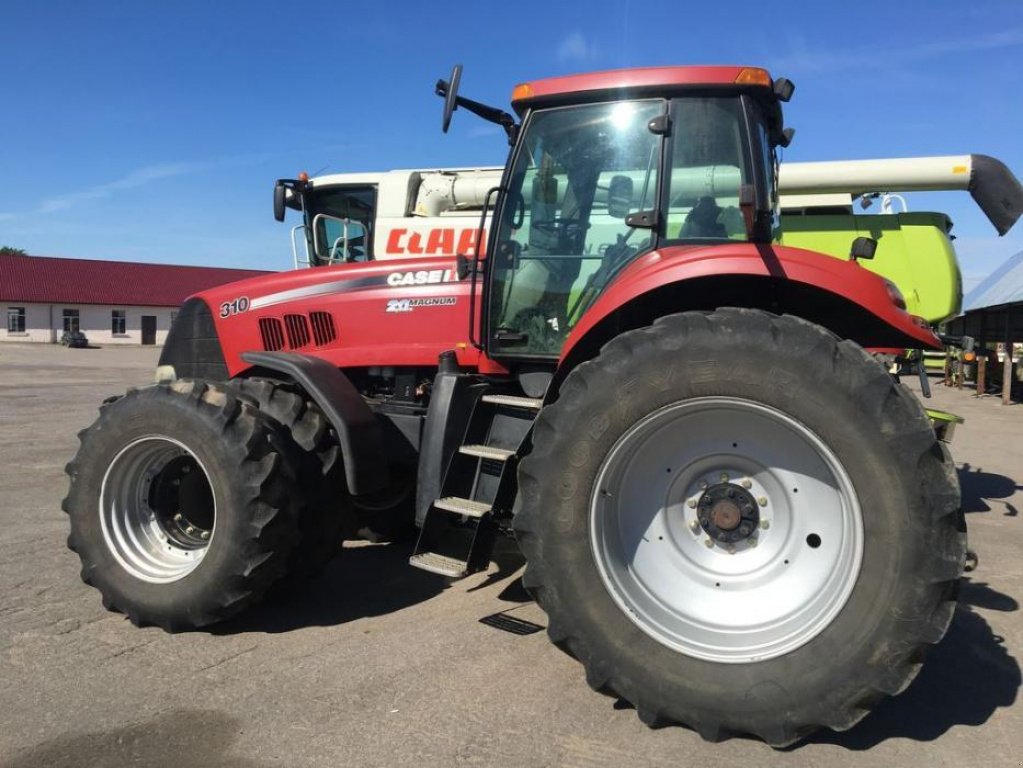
[249,276,385,309]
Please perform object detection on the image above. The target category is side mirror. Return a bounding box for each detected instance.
[607,175,634,219]
[850,236,878,261]
[456,253,475,279]
[438,64,463,133]
[273,182,287,222]
[344,221,368,262]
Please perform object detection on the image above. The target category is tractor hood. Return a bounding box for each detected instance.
[179,257,475,377]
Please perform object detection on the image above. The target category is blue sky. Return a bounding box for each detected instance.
[1,0,1021,289]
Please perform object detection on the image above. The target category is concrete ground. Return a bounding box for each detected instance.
[0,342,1020,767]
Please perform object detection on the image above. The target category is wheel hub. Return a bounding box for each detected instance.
[697,483,759,543]
[100,436,217,583]
[148,455,214,548]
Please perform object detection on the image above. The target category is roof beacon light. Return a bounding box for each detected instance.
[734,67,772,87]
[298,171,310,183]
[511,82,534,102]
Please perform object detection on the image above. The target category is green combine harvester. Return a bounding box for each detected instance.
[779,154,1023,328]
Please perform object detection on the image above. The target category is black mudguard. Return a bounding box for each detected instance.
[241,351,388,496]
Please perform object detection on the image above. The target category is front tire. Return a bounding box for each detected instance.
[514,309,963,745]
[64,380,301,630]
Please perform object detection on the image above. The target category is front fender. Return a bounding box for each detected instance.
[560,242,940,365]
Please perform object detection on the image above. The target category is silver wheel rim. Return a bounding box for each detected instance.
[99,436,216,583]
[590,397,863,663]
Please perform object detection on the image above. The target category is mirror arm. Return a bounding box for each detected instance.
[449,93,519,142]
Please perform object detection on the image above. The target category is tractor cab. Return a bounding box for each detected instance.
[439,66,794,361]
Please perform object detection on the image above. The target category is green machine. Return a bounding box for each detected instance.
[778,154,1022,326]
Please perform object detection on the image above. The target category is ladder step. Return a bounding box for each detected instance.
[434,496,491,518]
[481,394,544,410]
[409,552,469,578]
[459,444,515,461]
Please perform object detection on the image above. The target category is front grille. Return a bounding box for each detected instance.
[309,311,337,346]
[258,318,285,351]
[284,314,310,349]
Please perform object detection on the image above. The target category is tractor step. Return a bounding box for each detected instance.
[411,384,542,579]
[434,496,491,518]
[409,552,471,578]
[459,444,515,461]
[480,394,543,410]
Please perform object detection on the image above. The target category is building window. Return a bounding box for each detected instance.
[7,306,25,333]
[112,309,126,335]
[63,309,80,333]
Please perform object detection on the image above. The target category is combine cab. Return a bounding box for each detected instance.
[67,64,974,745]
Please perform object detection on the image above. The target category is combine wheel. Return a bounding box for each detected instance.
[514,309,964,745]
[63,380,301,630]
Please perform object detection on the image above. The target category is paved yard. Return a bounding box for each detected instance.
[0,342,1020,767]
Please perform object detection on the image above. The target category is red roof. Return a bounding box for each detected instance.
[0,253,271,307]
[512,65,772,108]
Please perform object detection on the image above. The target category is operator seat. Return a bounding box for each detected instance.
[679,196,727,239]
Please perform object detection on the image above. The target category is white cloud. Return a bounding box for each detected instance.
[0,153,271,221]
[771,27,1023,75]
[36,161,202,215]
[557,31,598,64]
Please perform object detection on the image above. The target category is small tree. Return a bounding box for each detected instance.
[0,246,27,256]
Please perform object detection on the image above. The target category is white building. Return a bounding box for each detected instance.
[1,253,268,346]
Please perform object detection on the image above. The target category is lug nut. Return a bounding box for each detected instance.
[185,525,194,534]
[719,472,729,482]
[741,478,752,489]
[174,513,183,522]
[760,520,770,530]
[727,545,736,554]
[200,531,210,540]
[757,496,768,507]
[687,498,697,509]
[704,539,714,549]
[749,538,758,548]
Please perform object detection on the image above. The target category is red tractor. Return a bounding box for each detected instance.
[65,65,964,745]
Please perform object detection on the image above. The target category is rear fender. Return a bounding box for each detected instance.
[558,242,939,374]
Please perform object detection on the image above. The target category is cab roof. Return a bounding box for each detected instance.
[510,65,776,113]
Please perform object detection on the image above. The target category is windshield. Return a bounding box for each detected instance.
[303,185,376,265]
[489,100,665,356]
[488,96,758,357]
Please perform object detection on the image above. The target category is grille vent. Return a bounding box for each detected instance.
[284,314,310,349]
[309,311,337,346]
[258,318,285,351]
[258,311,337,351]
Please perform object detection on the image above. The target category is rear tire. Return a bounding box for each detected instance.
[514,309,963,745]
[64,380,301,630]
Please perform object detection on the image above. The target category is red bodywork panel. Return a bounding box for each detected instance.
[560,243,941,363]
[196,258,479,377]
[191,244,938,379]
[512,66,772,113]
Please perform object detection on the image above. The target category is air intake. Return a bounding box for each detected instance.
[284,314,311,349]
[309,311,337,346]
[258,318,285,351]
